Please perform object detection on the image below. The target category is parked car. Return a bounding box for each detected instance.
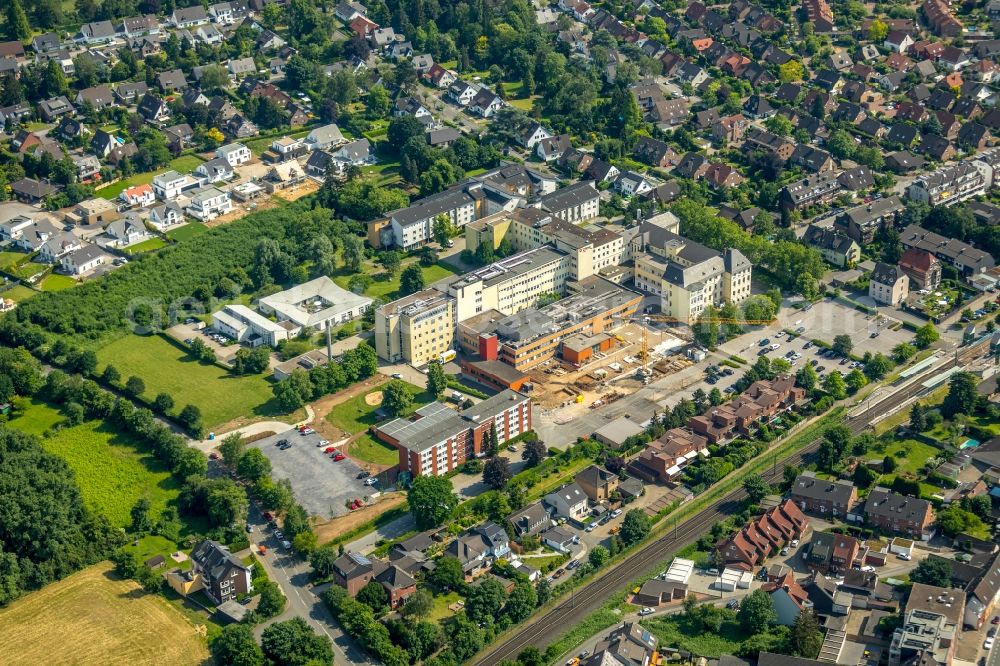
[803,341,813,349]
[246,524,253,533]
[770,343,780,351]
[300,427,315,435]
[258,545,267,555]
[585,523,596,532]
[610,508,623,518]
[364,477,378,486]
[391,373,402,379]
[276,439,289,447]
[897,553,911,561]
[759,338,770,347]
[567,560,580,570]
[333,452,346,461]
[507,445,517,452]
[726,599,739,609]
[984,637,993,651]
[282,540,292,550]
[796,326,806,333]
[274,530,284,539]
[639,607,655,616]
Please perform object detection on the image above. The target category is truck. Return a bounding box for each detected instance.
[439,349,457,363]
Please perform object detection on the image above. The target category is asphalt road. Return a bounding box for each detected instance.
[248,505,375,665]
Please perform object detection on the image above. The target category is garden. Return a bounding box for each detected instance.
[325,381,434,435]
[909,282,965,321]
[94,154,207,200]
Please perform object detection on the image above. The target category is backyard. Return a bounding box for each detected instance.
[910,282,964,320]
[39,273,76,291]
[166,221,209,242]
[94,155,207,200]
[3,285,37,302]
[125,237,168,254]
[95,333,286,429]
[641,611,748,658]
[0,562,210,666]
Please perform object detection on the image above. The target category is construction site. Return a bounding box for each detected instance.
[519,319,693,410]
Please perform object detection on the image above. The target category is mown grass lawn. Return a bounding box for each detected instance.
[166,221,209,242]
[876,439,943,475]
[349,432,401,465]
[95,334,284,429]
[125,237,167,254]
[39,273,77,291]
[326,381,434,434]
[429,590,463,622]
[7,402,182,527]
[9,397,67,436]
[641,612,747,658]
[0,250,29,270]
[3,284,37,302]
[332,261,457,301]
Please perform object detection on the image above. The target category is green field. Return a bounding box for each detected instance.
[95,334,284,429]
[876,439,943,475]
[326,381,433,434]
[166,221,209,242]
[39,273,76,291]
[3,285,37,301]
[641,612,747,658]
[125,237,167,254]
[0,250,28,271]
[95,155,206,199]
[13,262,47,280]
[332,262,457,300]
[9,398,67,436]
[349,432,400,465]
[7,402,182,527]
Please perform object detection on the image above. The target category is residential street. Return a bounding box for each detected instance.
[247,505,375,666]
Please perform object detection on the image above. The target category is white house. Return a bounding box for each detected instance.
[0,215,35,242]
[470,88,505,118]
[518,123,552,149]
[102,218,151,248]
[447,80,479,106]
[543,482,589,521]
[216,142,251,167]
[212,304,295,346]
[16,219,66,252]
[60,244,106,275]
[194,157,234,184]
[541,526,578,553]
[615,171,654,197]
[149,201,184,230]
[185,186,232,221]
[332,138,374,167]
[152,170,200,200]
[38,232,82,263]
[120,183,155,208]
[304,124,346,152]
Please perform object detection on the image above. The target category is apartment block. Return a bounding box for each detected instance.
[373,390,532,477]
[864,487,936,540]
[374,289,455,364]
[907,161,989,207]
[790,471,858,517]
[890,583,965,666]
[631,215,751,320]
[384,182,487,250]
[689,375,805,444]
[899,224,995,279]
[833,195,905,244]
[534,180,600,223]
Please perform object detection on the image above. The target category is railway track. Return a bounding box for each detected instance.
[475,341,988,666]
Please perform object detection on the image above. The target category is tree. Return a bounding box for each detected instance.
[915,323,939,349]
[400,265,425,296]
[408,475,459,529]
[260,617,333,666]
[358,580,390,613]
[942,372,978,419]
[937,504,987,537]
[910,557,952,587]
[432,214,456,245]
[845,369,869,394]
[5,0,31,41]
[237,448,272,482]
[864,353,893,381]
[401,588,434,618]
[589,545,610,568]
[102,364,121,385]
[519,647,545,666]
[426,361,448,397]
[466,577,507,624]
[342,235,364,272]
[778,60,805,83]
[504,581,537,624]
[177,404,204,437]
[792,609,823,658]
[832,335,853,357]
[909,403,927,431]
[738,589,777,633]
[219,432,245,467]
[212,624,264,666]
[125,375,146,398]
[256,580,286,618]
[429,555,465,590]
[822,371,847,400]
[620,509,651,546]
[521,440,546,467]
[796,364,818,391]
[378,379,413,418]
[310,547,338,579]
[868,19,889,41]
[743,473,771,503]
[153,392,174,414]
[765,114,793,137]
[130,498,152,534]
[893,343,918,363]
[853,464,878,489]
[483,456,513,490]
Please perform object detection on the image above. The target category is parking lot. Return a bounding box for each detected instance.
[777,299,912,357]
[248,429,376,519]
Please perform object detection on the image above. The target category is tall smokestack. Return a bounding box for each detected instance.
[326,322,333,361]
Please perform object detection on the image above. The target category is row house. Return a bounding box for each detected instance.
[716,500,810,571]
[833,195,905,244]
[628,427,709,483]
[331,551,416,609]
[922,0,963,37]
[805,531,861,574]
[790,472,858,517]
[864,487,935,540]
[689,375,805,444]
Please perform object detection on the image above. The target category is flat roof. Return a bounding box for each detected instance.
[450,247,566,291]
[220,304,287,334]
[259,276,373,328]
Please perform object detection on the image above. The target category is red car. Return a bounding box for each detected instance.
[324,446,336,453]
[993,617,999,625]
[262,511,273,522]
[333,453,346,461]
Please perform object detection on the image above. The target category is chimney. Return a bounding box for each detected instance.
[326,321,333,361]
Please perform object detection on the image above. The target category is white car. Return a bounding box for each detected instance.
[639,607,655,616]
[791,539,799,547]
[985,637,994,651]
[282,540,292,550]
[770,343,781,351]
[363,477,378,486]
[898,553,912,561]
[610,508,623,518]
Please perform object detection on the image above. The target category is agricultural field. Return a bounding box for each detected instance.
[326,381,433,434]
[95,333,282,429]
[0,562,210,666]
[165,221,209,242]
[8,401,182,527]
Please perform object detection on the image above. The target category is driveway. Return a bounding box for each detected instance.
[249,429,375,519]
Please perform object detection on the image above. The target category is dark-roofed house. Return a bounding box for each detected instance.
[899,224,995,279]
[806,531,860,573]
[869,262,909,306]
[803,225,861,268]
[508,502,551,538]
[190,539,253,604]
[964,549,1000,629]
[76,85,115,110]
[158,69,188,93]
[865,487,935,539]
[11,178,57,204]
[446,521,510,577]
[833,195,905,244]
[576,465,619,503]
[790,472,858,517]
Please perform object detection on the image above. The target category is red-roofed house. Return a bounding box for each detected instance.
[765,571,811,625]
[716,500,810,571]
[899,247,942,290]
[349,16,378,38]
